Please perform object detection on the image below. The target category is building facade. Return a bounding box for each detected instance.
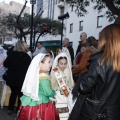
[35,0,113,55]
[0,1,30,16]
[34,0,43,15]
[0,1,30,45]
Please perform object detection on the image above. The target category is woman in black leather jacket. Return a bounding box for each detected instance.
[78,24,120,120]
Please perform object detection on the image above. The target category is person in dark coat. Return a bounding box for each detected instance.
[72,36,98,83]
[63,38,74,65]
[76,32,87,56]
[70,24,120,120]
[3,41,31,114]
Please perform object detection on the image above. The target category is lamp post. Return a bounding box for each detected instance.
[30,0,36,51]
[61,20,63,47]
[58,12,69,47]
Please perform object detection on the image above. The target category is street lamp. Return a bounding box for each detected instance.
[30,0,36,51]
[58,12,69,47]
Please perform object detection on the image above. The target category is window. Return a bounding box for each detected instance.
[60,7,64,15]
[97,15,103,28]
[71,5,74,12]
[79,21,83,31]
[70,23,73,33]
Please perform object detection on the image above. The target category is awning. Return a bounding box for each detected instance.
[42,41,61,47]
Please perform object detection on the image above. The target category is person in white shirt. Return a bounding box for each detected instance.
[32,42,46,57]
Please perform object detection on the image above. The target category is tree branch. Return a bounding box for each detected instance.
[103,0,120,16]
[15,0,27,41]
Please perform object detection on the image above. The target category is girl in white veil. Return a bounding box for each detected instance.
[58,47,72,67]
[50,52,74,120]
[16,53,59,120]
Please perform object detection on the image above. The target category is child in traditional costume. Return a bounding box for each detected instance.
[16,53,59,120]
[50,53,74,120]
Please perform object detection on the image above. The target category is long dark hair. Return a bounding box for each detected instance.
[58,56,67,62]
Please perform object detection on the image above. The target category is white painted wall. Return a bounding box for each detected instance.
[35,1,114,55]
[42,0,48,18]
[65,3,114,54]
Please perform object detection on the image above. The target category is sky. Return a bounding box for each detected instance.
[0,0,31,7]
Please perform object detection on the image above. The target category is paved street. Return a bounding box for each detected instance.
[0,107,16,120]
[0,82,17,120]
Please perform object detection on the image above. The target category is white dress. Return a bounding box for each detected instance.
[51,67,73,120]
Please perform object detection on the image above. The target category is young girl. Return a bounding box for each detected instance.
[16,53,59,120]
[50,53,74,120]
[58,47,72,67]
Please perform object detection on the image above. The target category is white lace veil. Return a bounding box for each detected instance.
[62,47,72,67]
[51,52,74,86]
[50,50,54,59]
[21,53,46,101]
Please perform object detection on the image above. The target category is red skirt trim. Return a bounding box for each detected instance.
[16,102,60,120]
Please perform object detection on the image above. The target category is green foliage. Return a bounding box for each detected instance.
[34,17,62,34]
[68,0,90,16]
[67,0,120,22]
[1,13,17,30]
[0,13,62,35]
[105,10,117,22]
[1,13,30,30]
[19,13,31,29]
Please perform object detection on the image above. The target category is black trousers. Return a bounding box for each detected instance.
[8,86,23,111]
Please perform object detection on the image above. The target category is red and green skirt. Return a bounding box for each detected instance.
[16,102,59,120]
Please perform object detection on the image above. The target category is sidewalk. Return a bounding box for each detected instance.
[0,107,16,120]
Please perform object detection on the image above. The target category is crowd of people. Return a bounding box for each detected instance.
[0,23,120,120]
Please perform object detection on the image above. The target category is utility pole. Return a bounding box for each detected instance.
[30,0,36,51]
[61,20,63,47]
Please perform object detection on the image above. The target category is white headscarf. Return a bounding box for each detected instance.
[21,53,46,101]
[62,47,72,67]
[51,52,74,86]
[50,51,54,64]
[50,51,54,59]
